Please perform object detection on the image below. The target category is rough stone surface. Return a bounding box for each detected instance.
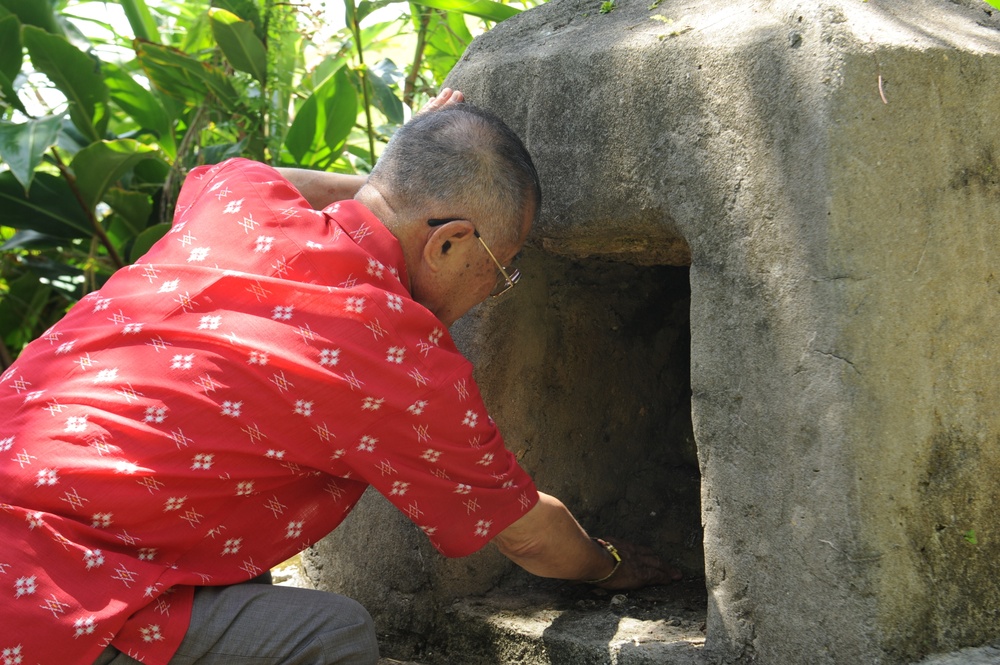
[306,0,1000,663]
[434,581,707,665]
[911,642,1000,665]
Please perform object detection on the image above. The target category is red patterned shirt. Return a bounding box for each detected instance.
[0,158,538,665]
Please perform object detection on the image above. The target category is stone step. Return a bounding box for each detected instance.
[911,642,1000,665]
[418,580,707,665]
[390,581,998,665]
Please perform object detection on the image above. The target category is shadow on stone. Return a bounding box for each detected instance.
[433,579,706,664]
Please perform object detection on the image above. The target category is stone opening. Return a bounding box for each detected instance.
[474,250,701,579]
[426,248,708,662]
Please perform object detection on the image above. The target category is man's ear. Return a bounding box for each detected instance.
[422,220,476,271]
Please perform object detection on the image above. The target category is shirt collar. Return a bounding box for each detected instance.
[324,199,410,294]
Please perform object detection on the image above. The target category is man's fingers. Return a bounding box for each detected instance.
[634,553,682,584]
[436,88,464,106]
[417,88,464,115]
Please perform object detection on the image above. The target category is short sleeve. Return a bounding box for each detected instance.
[349,362,538,557]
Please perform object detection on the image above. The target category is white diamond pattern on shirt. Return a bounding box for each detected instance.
[0,158,537,665]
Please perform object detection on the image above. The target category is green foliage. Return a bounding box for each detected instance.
[119,0,161,43]
[0,115,61,191]
[0,0,539,367]
[286,65,358,169]
[23,26,110,142]
[209,8,268,84]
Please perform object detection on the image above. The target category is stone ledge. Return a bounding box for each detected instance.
[911,642,1000,665]
[424,580,707,665]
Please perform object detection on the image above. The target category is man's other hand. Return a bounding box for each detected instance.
[418,88,464,115]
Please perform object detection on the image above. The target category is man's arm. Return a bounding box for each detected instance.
[276,168,367,210]
[492,491,681,590]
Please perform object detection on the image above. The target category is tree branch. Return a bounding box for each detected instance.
[50,149,125,270]
[404,9,432,109]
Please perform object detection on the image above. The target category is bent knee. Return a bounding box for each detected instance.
[314,593,379,665]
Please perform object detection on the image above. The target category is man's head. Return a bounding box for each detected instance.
[359,103,541,325]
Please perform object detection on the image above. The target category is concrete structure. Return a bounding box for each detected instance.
[305,0,1000,662]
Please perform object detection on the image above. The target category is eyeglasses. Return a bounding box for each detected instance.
[428,219,521,298]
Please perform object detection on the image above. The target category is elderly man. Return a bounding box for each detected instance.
[0,92,677,665]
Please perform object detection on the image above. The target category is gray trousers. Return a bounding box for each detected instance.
[94,576,379,665]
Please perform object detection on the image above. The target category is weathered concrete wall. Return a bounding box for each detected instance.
[831,46,1000,657]
[306,0,1000,662]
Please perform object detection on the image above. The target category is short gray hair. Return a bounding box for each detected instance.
[369,104,541,250]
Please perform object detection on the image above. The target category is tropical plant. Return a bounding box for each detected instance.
[0,0,536,369]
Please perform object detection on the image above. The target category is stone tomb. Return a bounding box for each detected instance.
[305,0,1000,662]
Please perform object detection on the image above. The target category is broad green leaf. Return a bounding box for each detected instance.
[446,8,475,43]
[138,40,214,94]
[179,9,215,53]
[369,61,404,125]
[104,187,154,233]
[131,155,170,186]
[22,26,109,142]
[105,212,135,250]
[0,270,54,354]
[137,42,207,102]
[104,63,176,158]
[358,20,400,51]
[285,97,319,164]
[0,0,60,34]
[0,69,27,114]
[985,0,1000,9]
[0,171,91,238]
[0,228,67,251]
[344,143,374,171]
[136,40,241,112]
[423,10,473,84]
[120,0,161,43]
[371,57,404,85]
[197,138,247,165]
[3,255,85,298]
[129,222,170,263]
[70,139,163,212]
[411,0,518,22]
[285,66,358,168]
[0,14,22,81]
[209,8,267,84]
[311,56,350,88]
[0,115,62,193]
[355,0,401,24]
[54,116,91,155]
[265,4,300,156]
[211,0,264,42]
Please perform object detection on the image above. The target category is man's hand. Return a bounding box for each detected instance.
[418,87,464,115]
[493,492,681,591]
[591,537,683,591]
